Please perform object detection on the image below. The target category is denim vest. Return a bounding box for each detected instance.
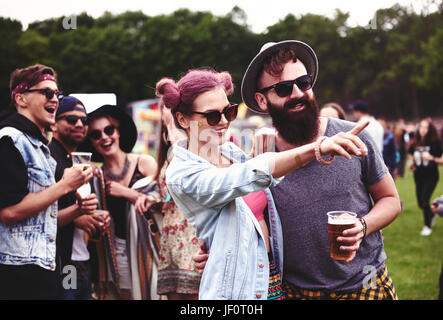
[166,140,284,300]
[0,127,58,271]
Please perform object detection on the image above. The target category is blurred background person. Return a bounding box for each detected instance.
[135,99,201,300]
[393,119,409,178]
[408,118,442,236]
[81,104,157,299]
[349,100,384,154]
[320,102,346,120]
[378,117,398,178]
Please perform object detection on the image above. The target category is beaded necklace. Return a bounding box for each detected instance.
[103,154,131,181]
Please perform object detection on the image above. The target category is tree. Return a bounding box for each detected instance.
[0,17,23,111]
[1,5,442,120]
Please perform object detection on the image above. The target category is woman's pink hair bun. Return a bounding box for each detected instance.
[155,77,180,109]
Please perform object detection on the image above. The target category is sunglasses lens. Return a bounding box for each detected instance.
[206,112,221,126]
[104,125,115,136]
[44,89,55,99]
[65,116,77,125]
[224,105,238,121]
[90,125,115,140]
[43,89,63,100]
[274,75,312,97]
[275,83,294,97]
[64,116,88,125]
[296,75,312,91]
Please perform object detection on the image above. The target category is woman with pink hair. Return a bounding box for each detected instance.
[156,68,368,300]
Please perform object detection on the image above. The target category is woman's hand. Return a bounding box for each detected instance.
[105,180,131,198]
[193,242,209,275]
[421,152,434,163]
[431,202,439,214]
[319,120,369,159]
[74,214,101,237]
[135,194,155,215]
[93,210,111,235]
[268,121,370,179]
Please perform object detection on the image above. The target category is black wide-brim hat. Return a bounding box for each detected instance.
[241,40,319,114]
[79,104,138,162]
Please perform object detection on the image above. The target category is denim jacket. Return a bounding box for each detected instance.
[0,127,58,271]
[166,140,283,300]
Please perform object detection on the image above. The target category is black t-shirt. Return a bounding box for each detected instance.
[48,138,79,269]
[48,138,77,210]
[0,113,49,210]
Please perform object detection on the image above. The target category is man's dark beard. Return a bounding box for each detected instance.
[267,95,320,146]
[59,131,85,148]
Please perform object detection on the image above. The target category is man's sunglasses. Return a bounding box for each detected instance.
[24,88,64,100]
[257,74,313,97]
[89,125,116,140]
[56,115,88,126]
[190,103,239,126]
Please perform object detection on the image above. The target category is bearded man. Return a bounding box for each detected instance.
[240,40,401,300]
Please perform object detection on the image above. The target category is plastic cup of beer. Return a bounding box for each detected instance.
[71,152,92,168]
[327,211,357,260]
[71,152,92,199]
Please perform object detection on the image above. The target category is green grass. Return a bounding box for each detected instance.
[382,166,443,300]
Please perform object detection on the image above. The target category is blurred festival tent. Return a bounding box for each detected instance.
[127,98,161,155]
[70,93,117,114]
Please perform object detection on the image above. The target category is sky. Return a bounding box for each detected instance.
[1,0,439,33]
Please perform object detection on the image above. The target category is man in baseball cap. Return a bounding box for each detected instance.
[49,95,105,300]
[52,96,88,149]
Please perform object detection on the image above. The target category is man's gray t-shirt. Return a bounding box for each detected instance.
[270,118,388,292]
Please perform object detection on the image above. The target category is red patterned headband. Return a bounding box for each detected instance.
[11,73,57,100]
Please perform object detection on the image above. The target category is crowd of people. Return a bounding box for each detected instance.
[0,39,441,300]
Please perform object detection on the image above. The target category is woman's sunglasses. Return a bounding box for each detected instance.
[56,115,88,125]
[89,125,116,140]
[257,74,312,97]
[191,103,239,126]
[25,88,64,100]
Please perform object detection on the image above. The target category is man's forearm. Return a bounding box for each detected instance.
[0,180,70,225]
[364,173,401,236]
[57,203,81,227]
[364,196,401,236]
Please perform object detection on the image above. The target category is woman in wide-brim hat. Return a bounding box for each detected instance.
[81,104,157,299]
